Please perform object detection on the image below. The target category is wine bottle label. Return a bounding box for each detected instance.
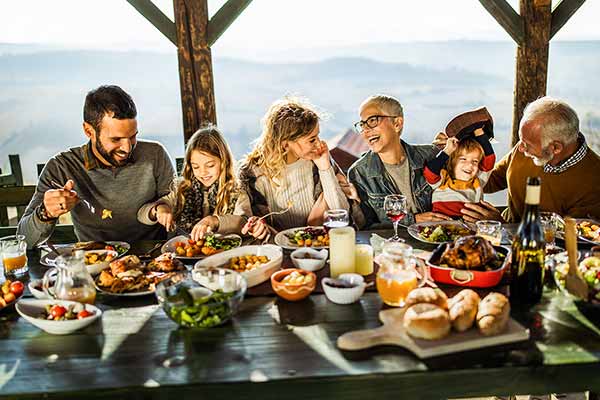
[525,185,541,205]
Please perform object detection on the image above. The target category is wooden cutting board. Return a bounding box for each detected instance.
[337,308,530,358]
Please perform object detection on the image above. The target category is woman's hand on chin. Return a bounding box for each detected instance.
[313,140,332,171]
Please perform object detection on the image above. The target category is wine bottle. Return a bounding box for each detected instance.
[510,176,545,307]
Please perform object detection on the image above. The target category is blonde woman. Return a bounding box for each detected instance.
[239,97,357,239]
[138,126,248,241]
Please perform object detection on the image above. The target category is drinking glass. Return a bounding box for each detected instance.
[540,212,558,247]
[323,209,349,231]
[329,227,356,278]
[475,220,502,246]
[1,234,28,277]
[355,244,374,276]
[384,194,407,242]
[376,242,425,307]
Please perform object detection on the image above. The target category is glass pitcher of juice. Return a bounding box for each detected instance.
[43,251,97,304]
[376,242,425,307]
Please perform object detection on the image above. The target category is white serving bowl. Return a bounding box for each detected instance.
[16,299,102,335]
[290,248,328,272]
[193,244,283,288]
[321,273,366,305]
[83,249,118,275]
[28,279,52,300]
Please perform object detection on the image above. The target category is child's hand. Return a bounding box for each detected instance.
[155,204,174,231]
[241,216,270,240]
[443,137,459,155]
[474,127,485,137]
[313,140,332,171]
[191,216,219,241]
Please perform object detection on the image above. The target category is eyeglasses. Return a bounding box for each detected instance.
[353,115,399,133]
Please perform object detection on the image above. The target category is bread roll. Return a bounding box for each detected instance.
[448,289,480,332]
[405,287,449,310]
[476,292,510,336]
[403,303,451,340]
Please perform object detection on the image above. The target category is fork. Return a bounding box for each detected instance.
[258,201,294,222]
[50,180,97,214]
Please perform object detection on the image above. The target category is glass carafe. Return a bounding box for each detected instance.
[43,251,97,304]
[376,242,425,307]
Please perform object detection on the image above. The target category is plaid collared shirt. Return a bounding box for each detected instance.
[543,133,588,174]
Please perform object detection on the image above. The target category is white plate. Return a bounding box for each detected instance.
[39,241,130,267]
[555,218,600,246]
[193,245,283,288]
[16,299,102,335]
[161,234,243,261]
[274,226,329,250]
[407,221,474,245]
[94,285,155,297]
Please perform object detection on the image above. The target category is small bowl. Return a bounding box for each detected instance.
[322,273,366,304]
[28,279,53,300]
[83,249,118,275]
[159,270,246,328]
[290,248,328,271]
[270,268,316,302]
[16,299,102,335]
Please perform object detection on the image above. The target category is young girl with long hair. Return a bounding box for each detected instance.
[138,126,247,240]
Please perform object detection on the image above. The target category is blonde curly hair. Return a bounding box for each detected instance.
[244,96,321,186]
[175,125,237,219]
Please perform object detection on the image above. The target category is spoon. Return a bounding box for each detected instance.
[564,217,589,300]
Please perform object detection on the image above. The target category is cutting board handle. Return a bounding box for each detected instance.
[337,326,406,351]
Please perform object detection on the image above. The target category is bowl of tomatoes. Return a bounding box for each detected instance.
[161,234,242,260]
[0,278,25,312]
[16,299,101,335]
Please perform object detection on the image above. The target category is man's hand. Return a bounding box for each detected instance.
[313,140,332,171]
[241,216,270,240]
[43,179,79,218]
[415,212,452,223]
[155,204,174,231]
[443,137,459,155]
[432,131,448,149]
[461,201,504,223]
[191,216,219,241]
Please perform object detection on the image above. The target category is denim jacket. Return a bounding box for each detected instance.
[347,140,438,228]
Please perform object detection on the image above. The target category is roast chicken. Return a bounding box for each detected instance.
[440,235,497,270]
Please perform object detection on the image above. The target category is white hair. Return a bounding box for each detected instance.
[520,96,579,147]
[360,94,404,118]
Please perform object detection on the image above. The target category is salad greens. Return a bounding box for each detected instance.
[167,287,235,328]
[204,235,241,251]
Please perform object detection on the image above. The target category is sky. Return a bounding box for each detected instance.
[1,0,599,56]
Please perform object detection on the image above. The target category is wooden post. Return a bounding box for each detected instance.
[512,0,551,146]
[173,0,217,144]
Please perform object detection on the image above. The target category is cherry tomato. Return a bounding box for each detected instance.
[9,281,24,297]
[105,245,115,251]
[77,310,93,319]
[50,305,67,319]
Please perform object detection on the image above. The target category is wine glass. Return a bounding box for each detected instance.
[384,194,407,242]
[323,209,349,232]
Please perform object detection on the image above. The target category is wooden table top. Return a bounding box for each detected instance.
[1,228,599,400]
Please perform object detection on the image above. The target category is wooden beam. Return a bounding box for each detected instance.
[173,0,217,143]
[126,0,177,46]
[550,0,586,40]
[479,0,525,45]
[207,0,253,47]
[511,0,551,145]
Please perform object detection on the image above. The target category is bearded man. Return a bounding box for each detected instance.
[18,85,175,247]
[460,96,600,223]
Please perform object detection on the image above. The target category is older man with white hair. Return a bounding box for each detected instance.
[461,96,600,223]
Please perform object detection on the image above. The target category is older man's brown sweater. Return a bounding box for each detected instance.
[485,145,600,222]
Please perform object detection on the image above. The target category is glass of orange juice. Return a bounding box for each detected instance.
[1,234,28,277]
[376,242,424,307]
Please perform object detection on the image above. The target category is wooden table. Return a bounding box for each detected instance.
[1,229,599,400]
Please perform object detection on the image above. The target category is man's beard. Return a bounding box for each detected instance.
[95,136,134,167]
[525,147,553,167]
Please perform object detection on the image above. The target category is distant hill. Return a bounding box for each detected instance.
[1,41,599,185]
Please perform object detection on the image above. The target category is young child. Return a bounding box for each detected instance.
[424,125,496,218]
[238,96,357,240]
[138,126,248,241]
